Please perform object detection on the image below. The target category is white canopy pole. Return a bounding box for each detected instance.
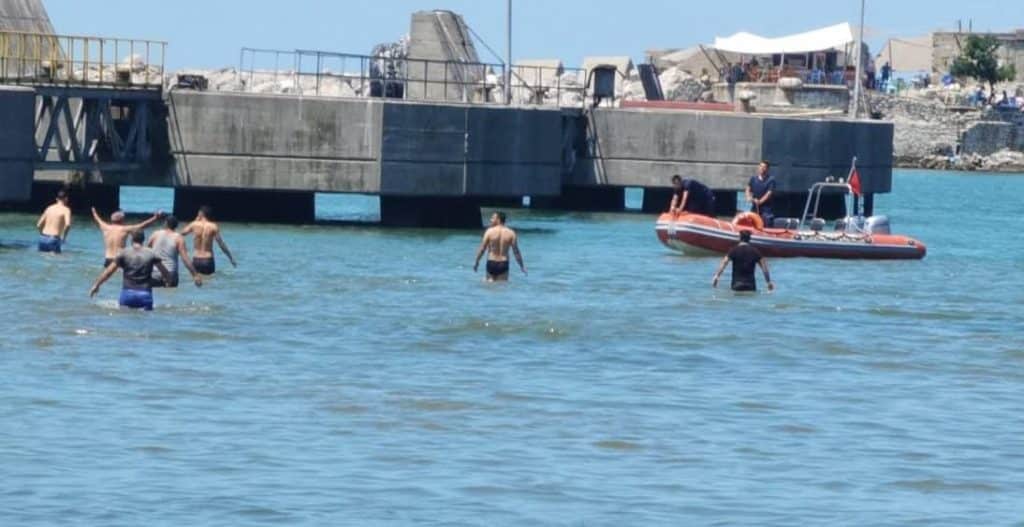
[852,0,866,118]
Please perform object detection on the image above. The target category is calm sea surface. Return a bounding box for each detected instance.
[2,169,1023,526]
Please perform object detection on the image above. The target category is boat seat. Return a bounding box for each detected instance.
[809,218,826,232]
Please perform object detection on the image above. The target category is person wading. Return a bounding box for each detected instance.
[36,189,72,253]
[711,230,775,292]
[182,206,237,275]
[473,211,526,282]
[146,215,202,288]
[92,207,163,267]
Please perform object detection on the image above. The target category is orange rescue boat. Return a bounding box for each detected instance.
[655,182,927,260]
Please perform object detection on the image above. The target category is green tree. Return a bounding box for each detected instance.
[950,35,1017,97]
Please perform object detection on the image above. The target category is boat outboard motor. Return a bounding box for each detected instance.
[864,215,891,235]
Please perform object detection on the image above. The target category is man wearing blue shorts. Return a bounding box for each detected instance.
[89,230,196,310]
[35,189,72,253]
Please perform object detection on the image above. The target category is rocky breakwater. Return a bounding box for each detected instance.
[871,93,1024,172]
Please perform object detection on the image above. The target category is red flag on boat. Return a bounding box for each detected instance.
[849,168,862,196]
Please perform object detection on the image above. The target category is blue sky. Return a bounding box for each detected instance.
[44,0,1020,70]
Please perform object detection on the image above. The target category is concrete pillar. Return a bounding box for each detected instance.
[173,188,315,224]
[863,193,875,217]
[379,196,483,228]
[479,196,525,209]
[0,181,119,213]
[531,186,625,212]
[713,191,738,216]
[0,86,36,203]
[641,188,672,213]
[770,191,847,220]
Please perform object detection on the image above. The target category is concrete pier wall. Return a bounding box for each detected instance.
[571,107,893,195]
[0,86,36,202]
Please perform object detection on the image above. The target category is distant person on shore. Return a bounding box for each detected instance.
[880,62,891,91]
[745,160,776,227]
[146,215,202,288]
[669,175,716,216]
[92,207,163,267]
[36,189,72,253]
[89,230,184,311]
[712,230,774,293]
[182,206,237,275]
[473,211,526,282]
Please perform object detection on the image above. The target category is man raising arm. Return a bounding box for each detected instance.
[91,207,163,266]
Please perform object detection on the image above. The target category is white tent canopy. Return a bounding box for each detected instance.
[713,23,854,55]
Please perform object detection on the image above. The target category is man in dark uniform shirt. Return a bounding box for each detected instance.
[712,230,775,292]
[745,161,776,227]
[669,174,717,216]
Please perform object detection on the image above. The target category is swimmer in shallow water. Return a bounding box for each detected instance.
[182,206,237,275]
[36,189,71,253]
[92,206,163,267]
[473,211,526,282]
[89,229,198,311]
[712,230,775,292]
[146,215,202,288]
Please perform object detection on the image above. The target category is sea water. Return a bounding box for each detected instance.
[1,169,1023,525]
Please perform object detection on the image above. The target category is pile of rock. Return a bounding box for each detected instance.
[919,149,1024,172]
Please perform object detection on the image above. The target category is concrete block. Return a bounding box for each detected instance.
[0,86,36,202]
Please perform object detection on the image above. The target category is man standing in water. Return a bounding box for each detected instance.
[182,206,237,275]
[89,230,197,310]
[146,215,202,288]
[668,174,717,216]
[712,230,774,292]
[36,189,72,253]
[745,160,776,227]
[473,211,526,282]
[91,207,163,267]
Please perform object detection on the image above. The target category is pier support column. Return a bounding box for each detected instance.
[713,191,738,217]
[0,181,119,214]
[641,188,672,213]
[379,196,483,228]
[863,193,875,217]
[173,188,315,224]
[531,186,625,212]
[479,196,525,209]
[771,191,847,220]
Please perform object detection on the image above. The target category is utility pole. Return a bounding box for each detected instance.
[852,0,866,119]
[505,0,513,105]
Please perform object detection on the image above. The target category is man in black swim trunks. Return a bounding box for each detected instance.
[669,174,716,216]
[182,206,237,275]
[711,230,775,292]
[473,211,526,282]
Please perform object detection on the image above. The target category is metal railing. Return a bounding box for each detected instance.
[0,30,166,89]
[236,47,586,107]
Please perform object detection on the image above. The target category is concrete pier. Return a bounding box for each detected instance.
[531,186,626,212]
[173,188,315,224]
[380,196,483,228]
[0,86,36,203]
[641,188,739,216]
[1,181,120,213]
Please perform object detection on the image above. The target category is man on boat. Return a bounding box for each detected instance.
[669,175,716,216]
[146,215,202,288]
[92,207,164,267]
[473,211,526,282]
[182,206,237,275]
[36,189,72,253]
[89,229,182,311]
[712,230,774,292]
[745,161,776,227]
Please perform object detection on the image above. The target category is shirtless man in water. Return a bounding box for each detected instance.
[36,189,72,253]
[473,211,526,282]
[182,206,237,275]
[92,207,163,267]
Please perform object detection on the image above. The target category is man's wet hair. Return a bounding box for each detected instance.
[671,174,682,183]
[496,211,507,224]
[165,215,179,229]
[739,230,752,243]
[131,229,145,244]
[56,188,68,201]
[198,205,212,219]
